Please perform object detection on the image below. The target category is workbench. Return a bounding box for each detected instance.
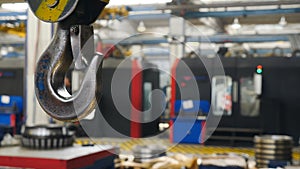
[0,145,116,169]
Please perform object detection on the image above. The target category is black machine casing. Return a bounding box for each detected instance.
[0,60,23,97]
[80,58,162,138]
[175,57,300,144]
[0,59,24,136]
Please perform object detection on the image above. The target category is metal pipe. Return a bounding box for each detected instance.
[184,8,300,18]
[101,34,290,45]
[157,0,300,11]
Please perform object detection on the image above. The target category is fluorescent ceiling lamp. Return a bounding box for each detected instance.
[137,21,146,32]
[107,0,172,6]
[278,16,287,26]
[1,3,28,11]
[231,18,241,30]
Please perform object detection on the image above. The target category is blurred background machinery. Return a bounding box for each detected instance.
[0,0,299,168]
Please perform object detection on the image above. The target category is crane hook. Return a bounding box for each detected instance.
[35,23,103,121]
[27,0,109,121]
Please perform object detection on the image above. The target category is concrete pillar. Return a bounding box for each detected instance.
[25,10,53,125]
[169,17,186,65]
[131,45,143,59]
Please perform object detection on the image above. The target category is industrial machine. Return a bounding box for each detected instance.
[80,57,163,138]
[0,59,24,137]
[171,56,300,145]
[170,57,210,144]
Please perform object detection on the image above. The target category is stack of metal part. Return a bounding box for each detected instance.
[132,145,167,163]
[254,135,293,168]
[21,125,75,149]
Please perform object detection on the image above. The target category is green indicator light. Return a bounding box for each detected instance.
[257,69,263,74]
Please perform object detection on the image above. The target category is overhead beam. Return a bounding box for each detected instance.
[102,34,290,45]
[125,8,300,21]
[0,0,24,4]
[184,8,300,18]
[157,0,300,10]
[127,0,300,12]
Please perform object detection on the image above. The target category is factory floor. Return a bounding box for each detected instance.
[76,137,300,161]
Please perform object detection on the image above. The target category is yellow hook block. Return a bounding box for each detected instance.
[35,0,69,22]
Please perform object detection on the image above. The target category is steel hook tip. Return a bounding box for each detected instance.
[35,24,103,121]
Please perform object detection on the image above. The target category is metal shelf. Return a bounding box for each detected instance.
[0,11,27,24]
[0,32,25,45]
[0,58,24,68]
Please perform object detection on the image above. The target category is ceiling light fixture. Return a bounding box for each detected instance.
[231,18,241,30]
[1,3,28,11]
[137,21,146,32]
[278,16,287,26]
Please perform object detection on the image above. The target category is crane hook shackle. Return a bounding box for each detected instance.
[35,24,103,121]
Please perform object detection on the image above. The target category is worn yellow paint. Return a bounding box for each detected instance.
[35,0,69,22]
[101,0,110,4]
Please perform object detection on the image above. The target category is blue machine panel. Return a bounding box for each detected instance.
[0,95,23,114]
[0,95,23,134]
[0,114,12,126]
[172,118,205,144]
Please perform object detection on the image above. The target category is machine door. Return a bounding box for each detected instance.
[235,59,262,129]
[211,58,238,128]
